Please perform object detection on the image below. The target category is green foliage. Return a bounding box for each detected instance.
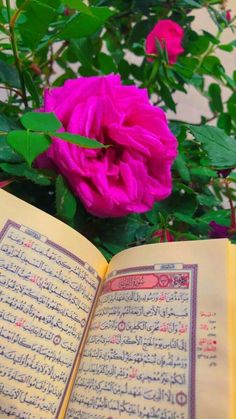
[0,0,236,258]
[21,112,62,131]
[18,0,60,50]
[55,132,106,148]
[7,130,51,166]
[188,125,236,168]
[56,175,77,221]
[0,59,20,87]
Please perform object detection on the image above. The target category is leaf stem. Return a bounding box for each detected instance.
[40,40,69,73]
[5,0,28,108]
[195,28,222,73]
[0,85,24,99]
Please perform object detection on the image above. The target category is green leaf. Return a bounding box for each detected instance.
[201,56,223,78]
[62,0,93,15]
[174,212,197,226]
[0,162,52,185]
[218,40,236,52]
[157,190,198,216]
[96,52,117,74]
[18,0,59,49]
[98,217,148,247]
[174,57,198,79]
[0,135,23,163]
[227,93,236,124]
[175,154,191,182]
[0,114,20,132]
[53,132,106,148]
[23,71,40,108]
[159,82,176,112]
[197,193,220,206]
[208,83,223,113]
[0,59,20,88]
[59,7,113,39]
[186,35,209,56]
[199,209,230,226]
[7,130,51,166]
[68,39,94,67]
[21,112,62,132]
[56,175,77,220]
[190,166,217,178]
[180,0,201,7]
[128,20,152,45]
[228,172,236,183]
[188,125,236,168]
[217,113,232,135]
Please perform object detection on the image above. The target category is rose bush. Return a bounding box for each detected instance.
[145,19,184,64]
[38,75,177,217]
[0,0,236,257]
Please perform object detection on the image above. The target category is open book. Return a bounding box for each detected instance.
[0,189,235,419]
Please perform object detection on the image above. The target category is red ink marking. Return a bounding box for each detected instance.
[29,275,38,283]
[53,335,61,345]
[128,368,138,379]
[15,319,25,327]
[118,321,126,332]
[24,241,33,248]
[179,324,188,334]
[160,323,168,332]
[110,335,120,344]
[200,324,209,330]
[176,391,187,406]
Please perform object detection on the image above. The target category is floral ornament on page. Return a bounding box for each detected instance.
[146,19,184,65]
[37,75,178,217]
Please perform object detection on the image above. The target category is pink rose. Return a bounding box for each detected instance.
[38,75,177,217]
[146,19,184,65]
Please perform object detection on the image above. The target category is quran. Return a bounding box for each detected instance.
[0,189,235,419]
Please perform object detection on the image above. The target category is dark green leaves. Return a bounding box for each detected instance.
[55,132,107,149]
[7,131,51,166]
[18,0,60,49]
[0,59,20,88]
[59,7,114,39]
[208,83,223,113]
[188,125,236,168]
[56,175,77,221]
[62,0,93,15]
[0,162,52,185]
[21,112,62,132]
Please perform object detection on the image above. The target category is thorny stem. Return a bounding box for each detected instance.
[40,41,69,73]
[6,0,28,107]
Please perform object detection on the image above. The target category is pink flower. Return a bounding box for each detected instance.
[38,75,177,217]
[226,10,231,22]
[146,19,184,65]
[152,228,174,242]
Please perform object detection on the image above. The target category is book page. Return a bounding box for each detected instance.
[0,190,107,419]
[67,239,231,419]
[228,244,236,419]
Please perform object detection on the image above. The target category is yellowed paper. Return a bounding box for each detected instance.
[0,190,107,418]
[228,243,236,419]
[67,239,231,419]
